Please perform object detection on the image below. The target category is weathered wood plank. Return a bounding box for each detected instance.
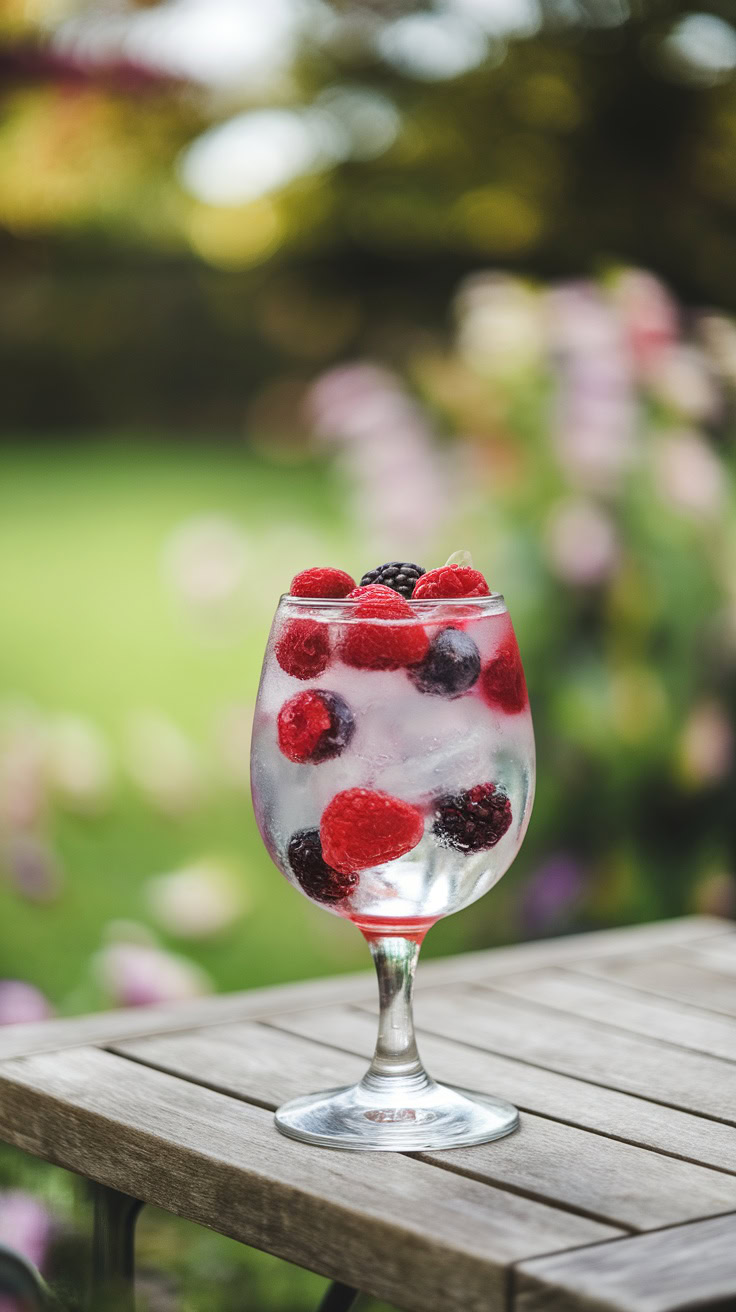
[0,1047,620,1312]
[409,987,736,1122]
[0,974,376,1062]
[115,1022,736,1232]
[682,936,736,976]
[515,1212,736,1312]
[485,968,736,1061]
[0,916,726,1061]
[573,952,736,1019]
[266,1003,736,1174]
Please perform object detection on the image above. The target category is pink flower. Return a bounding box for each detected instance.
[612,269,679,372]
[307,362,449,554]
[653,430,725,519]
[0,1191,54,1271]
[95,931,212,1007]
[544,499,619,586]
[546,285,637,492]
[0,981,53,1026]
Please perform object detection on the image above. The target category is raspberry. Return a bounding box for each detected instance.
[433,783,512,853]
[481,636,528,714]
[277,689,355,763]
[346,584,398,601]
[341,592,429,671]
[412,565,490,600]
[275,618,330,680]
[288,828,358,904]
[321,788,425,874]
[290,567,356,598]
[360,561,426,600]
[409,627,481,698]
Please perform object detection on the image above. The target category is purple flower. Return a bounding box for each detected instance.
[0,981,53,1026]
[0,1191,53,1273]
[1,833,62,903]
[544,498,619,586]
[521,855,587,934]
[306,362,449,553]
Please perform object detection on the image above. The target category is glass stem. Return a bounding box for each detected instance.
[361,935,432,1092]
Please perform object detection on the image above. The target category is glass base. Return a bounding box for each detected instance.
[274,1077,519,1151]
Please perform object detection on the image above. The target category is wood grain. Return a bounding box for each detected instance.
[572,952,736,1019]
[484,968,736,1061]
[408,986,736,1122]
[516,1212,736,1312]
[0,1046,620,1312]
[266,1002,736,1174]
[682,937,736,976]
[115,1021,736,1232]
[0,915,725,1061]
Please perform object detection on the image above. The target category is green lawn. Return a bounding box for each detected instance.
[0,439,372,1006]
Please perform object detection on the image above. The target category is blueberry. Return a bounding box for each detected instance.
[408,626,481,698]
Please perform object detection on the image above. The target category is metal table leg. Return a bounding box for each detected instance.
[0,1241,56,1308]
[317,1281,360,1312]
[90,1183,143,1311]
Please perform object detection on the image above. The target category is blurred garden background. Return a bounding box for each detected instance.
[1,0,736,1306]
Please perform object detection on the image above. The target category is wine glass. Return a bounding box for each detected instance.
[250,590,535,1150]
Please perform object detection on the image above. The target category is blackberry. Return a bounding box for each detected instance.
[409,626,480,698]
[360,561,426,600]
[433,783,512,853]
[287,828,359,904]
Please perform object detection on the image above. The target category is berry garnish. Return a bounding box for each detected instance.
[346,584,397,601]
[277,689,355,764]
[409,627,481,698]
[480,636,528,714]
[288,828,358,904]
[412,565,490,600]
[360,561,426,600]
[275,618,330,680]
[433,783,512,853]
[321,788,425,874]
[341,591,429,671]
[290,567,356,598]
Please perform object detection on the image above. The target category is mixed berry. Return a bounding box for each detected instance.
[268,554,529,908]
[433,782,513,853]
[277,689,355,764]
[359,561,426,599]
[408,626,481,698]
[287,828,358,904]
[275,618,331,680]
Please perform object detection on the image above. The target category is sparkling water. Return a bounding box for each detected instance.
[250,594,535,935]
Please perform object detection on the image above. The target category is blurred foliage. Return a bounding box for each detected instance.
[1,0,736,427]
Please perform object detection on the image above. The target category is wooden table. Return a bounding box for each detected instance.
[1,915,736,1312]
